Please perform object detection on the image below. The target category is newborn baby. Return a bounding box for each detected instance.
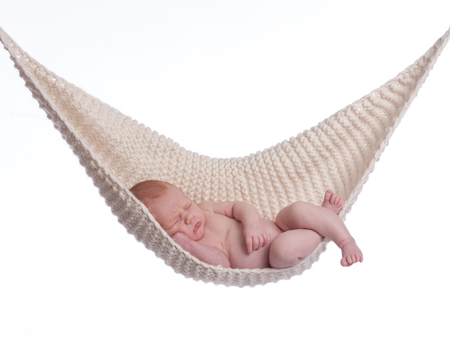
[130,180,363,269]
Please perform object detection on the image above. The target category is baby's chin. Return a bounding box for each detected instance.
[173,231,201,242]
[192,229,205,241]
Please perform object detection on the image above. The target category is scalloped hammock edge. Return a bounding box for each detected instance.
[1,27,449,287]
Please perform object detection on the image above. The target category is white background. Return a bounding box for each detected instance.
[1,1,449,359]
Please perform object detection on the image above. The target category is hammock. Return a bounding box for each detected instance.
[1,27,449,287]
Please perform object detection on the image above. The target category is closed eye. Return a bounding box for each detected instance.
[169,217,179,229]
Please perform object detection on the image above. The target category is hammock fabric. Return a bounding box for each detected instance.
[1,27,449,287]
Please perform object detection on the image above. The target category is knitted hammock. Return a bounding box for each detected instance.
[1,27,449,287]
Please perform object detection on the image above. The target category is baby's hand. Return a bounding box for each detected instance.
[243,220,269,254]
[172,232,191,250]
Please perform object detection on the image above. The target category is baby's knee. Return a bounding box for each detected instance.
[275,201,308,230]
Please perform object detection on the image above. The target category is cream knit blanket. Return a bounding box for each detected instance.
[1,27,448,286]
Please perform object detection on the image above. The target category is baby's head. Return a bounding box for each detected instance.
[129,180,170,209]
[130,180,205,241]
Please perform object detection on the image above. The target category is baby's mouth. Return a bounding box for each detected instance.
[193,221,201,233]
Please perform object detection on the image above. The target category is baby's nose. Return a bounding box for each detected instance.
[185,212,194,223]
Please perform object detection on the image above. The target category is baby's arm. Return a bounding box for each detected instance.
[199,201,269,254]
[172,232,231,268]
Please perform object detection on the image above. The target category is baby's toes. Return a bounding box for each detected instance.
[330,195,336,204]
[330,193,337,204]
[346,255,356,266]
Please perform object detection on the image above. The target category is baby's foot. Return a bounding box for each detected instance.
[340,237,363,267]
[322,190,344,215]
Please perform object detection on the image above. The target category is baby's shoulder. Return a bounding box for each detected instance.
[197,201,214,213]
[197,201,236,218]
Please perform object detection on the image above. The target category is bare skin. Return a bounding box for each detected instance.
[145,184,363,269]
[322,190,360,267]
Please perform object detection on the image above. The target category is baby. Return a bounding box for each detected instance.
[130,180,363,269]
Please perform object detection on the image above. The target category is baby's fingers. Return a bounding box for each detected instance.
[261,234,268,248]
[253,236,261,251]
[246,238,253,254]
[172,232,191,248]
[255,234,267,250]
[253,236,262,250]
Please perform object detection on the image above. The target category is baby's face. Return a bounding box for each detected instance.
[147,185,205,241]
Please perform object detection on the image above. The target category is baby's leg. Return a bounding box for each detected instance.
[275,191,363,267]
[269,229,322,268]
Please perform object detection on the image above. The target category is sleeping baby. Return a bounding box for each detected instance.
[130,180,363,269]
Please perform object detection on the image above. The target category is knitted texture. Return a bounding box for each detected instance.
[1,27,449,286]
